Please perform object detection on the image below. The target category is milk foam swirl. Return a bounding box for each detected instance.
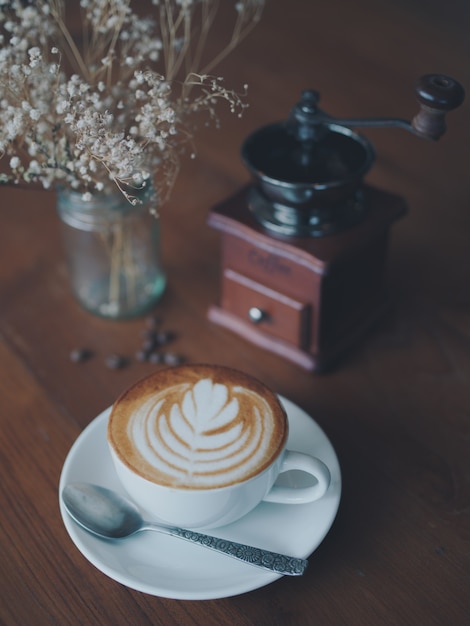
[127,378,277,488]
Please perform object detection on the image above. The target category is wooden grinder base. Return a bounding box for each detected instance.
[207,184,407,372]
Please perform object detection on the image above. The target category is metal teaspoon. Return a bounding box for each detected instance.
[62,483,308,576]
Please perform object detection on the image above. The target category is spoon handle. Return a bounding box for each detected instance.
[152,525,308,576]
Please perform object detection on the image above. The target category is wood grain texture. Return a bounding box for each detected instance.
[0,0,468,624]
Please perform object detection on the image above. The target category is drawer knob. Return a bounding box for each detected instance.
[248,307,267,324]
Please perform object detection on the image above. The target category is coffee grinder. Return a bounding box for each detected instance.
[207,75,464,372]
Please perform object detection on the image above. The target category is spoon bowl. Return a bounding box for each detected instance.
[63,483,144,538]
[62,483,309,576]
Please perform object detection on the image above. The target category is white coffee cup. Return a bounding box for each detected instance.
[107,364,331,529]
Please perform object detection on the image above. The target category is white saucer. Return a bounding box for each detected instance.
[59,396,341,600]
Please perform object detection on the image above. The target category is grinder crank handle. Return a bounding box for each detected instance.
[411,74,465,140]
[302,73,465,141]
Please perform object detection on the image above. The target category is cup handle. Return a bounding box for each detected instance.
[263,451,331,504]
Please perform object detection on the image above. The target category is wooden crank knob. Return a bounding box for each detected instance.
[412,74,465,140]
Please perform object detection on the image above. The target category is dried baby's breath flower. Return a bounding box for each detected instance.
[0,0,264,204]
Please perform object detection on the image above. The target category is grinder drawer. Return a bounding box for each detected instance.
[221,269,311,348]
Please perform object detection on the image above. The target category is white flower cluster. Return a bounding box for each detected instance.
[0,0,264,203]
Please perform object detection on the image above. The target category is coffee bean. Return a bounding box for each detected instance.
[142,336,157,352]
[148,352,164,364]
[155,330,175,346]
[135,349,150,362]
[69,348,93,363]
[162,352,184,366]
[105,354,129,369]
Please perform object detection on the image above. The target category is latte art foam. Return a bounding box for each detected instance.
[108,365,288,489]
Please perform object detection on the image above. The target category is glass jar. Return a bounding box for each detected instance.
[56,184,166,319]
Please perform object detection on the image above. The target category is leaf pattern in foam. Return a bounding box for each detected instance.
[180,378,240,438]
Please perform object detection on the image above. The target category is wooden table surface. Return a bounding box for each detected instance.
[1,1,469,624]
